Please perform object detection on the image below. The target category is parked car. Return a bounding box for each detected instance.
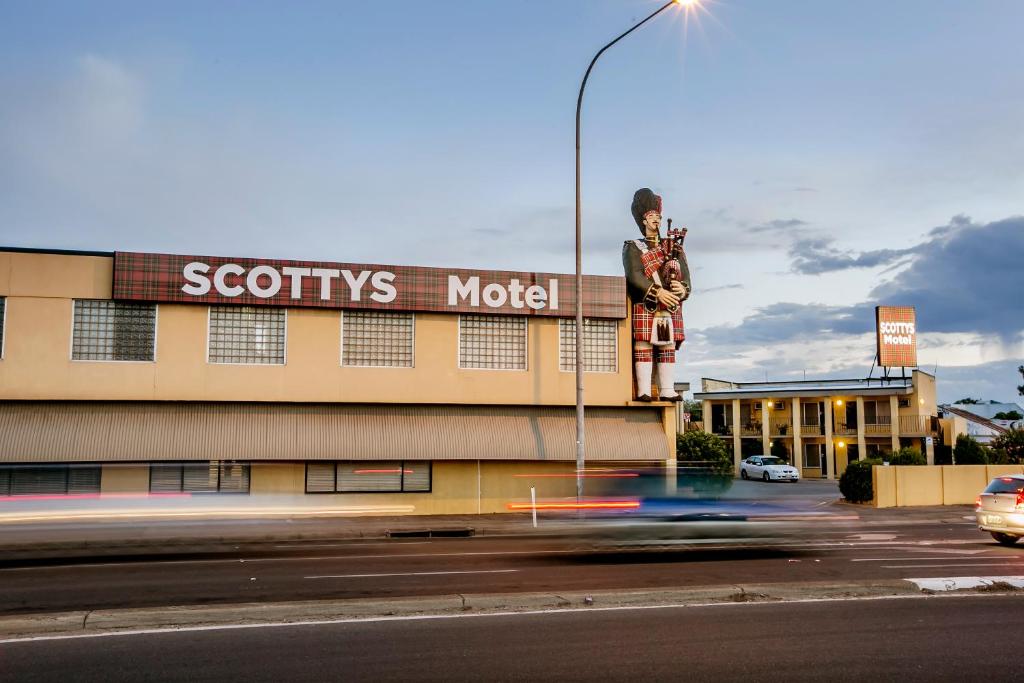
[740,455,799,482]
[976,474,1024,546]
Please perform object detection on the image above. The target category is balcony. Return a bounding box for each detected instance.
[833,421,857,437]
[898,415,933,436]
[801,421,823,437]
[685,420,704,433]
[739,423,761,437]
[769,419,792,436]
[864,416,892,435]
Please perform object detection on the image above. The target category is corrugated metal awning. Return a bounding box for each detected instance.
[0,402,669,463]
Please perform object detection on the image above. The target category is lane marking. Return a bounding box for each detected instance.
[852,557,990,562]
[304,569,518,579]
[883,562,1024,569]
[0,592,1018,646]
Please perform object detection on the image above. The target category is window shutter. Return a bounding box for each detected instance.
[150,464,183,492]
[338,462,402,492]
[306,463,336,492]
[183,462,218,492]
[67,466,101,494]
[218,462,250,493]
[10,466,68,495]
[0,468,10,496]
[403,462,431,492]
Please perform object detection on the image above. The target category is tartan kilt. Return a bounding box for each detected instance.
[632,302,684,346]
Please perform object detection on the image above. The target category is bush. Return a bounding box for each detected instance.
[953,434,988,465]
[889,447,925,466]
[676,430,734,495]
[933,443,953,466]
[770,438,789,460]
[839,458,882,503]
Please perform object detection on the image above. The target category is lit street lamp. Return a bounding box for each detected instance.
[574,0,694,502]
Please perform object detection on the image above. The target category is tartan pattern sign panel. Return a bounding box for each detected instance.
[113,252,625,319]
[876,305,918,367]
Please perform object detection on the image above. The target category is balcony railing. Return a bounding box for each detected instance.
[801,421,823,437]
[769,419,792,436]
[863,416,892,435]
[898,415,933,435]
[833,421,857,436]
[685,420,704,433]
[739,423,761,437]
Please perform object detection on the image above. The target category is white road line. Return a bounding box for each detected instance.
[304,569,518,579]
[883,562,1024,569]
[852,557,989,562]
[0,592,1018,646]
[273,543,430,549]
[906,576,1024,591]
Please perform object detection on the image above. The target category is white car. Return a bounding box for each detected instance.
[740,456,799,483]
[976,474,1024,546]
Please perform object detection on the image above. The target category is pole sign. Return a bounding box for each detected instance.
[112,252,626,319]
[876,305,918,367]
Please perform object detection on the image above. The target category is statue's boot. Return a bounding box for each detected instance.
[635,361,653,401]
[657,362,681,401]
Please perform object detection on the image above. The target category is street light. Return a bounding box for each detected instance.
[574,0,695,502]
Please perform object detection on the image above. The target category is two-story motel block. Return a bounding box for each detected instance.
[692,371,940,479]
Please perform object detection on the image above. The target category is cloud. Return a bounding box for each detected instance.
[701,283,744,293]
[750,218,808,234]
[788,237,917,275]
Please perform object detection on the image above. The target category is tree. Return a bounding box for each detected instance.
[991,428,1024,465]
[770,438,789,460]
[676,430,734,495]
[954,397,983,405]
[993,410,1023,420]
[953,434,988,465]
[1018,365,1024,397]
[682,399,703,422]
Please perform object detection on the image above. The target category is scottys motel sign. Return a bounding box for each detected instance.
[112,252,626,319]
[876,305,918,368]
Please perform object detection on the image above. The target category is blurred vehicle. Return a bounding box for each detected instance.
[976,474,1024,546]
[740,456,799,483]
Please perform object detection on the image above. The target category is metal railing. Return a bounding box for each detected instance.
[833,421,857,436]
[739,423,761,437]
[685,420,704,433]
[863,416,892,435]
[898,415,932,435]
[769,419,792,436]
[801,421,823,437]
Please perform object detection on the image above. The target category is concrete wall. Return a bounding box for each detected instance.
[873,464,1024,507]
[0,251,634,407]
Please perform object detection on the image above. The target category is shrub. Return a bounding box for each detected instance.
[839,458,882,503]
[770,438,789,460]
[676,430,734,495]
[990,428,1024,465]
[889,447,925,466]
[933,443,953,466]
[953,434,988,465]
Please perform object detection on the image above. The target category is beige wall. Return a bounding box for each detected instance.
[0,252,636,407]
[96,460,583,516]
[873,464,1024,507]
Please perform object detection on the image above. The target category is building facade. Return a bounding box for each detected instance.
[693,371,940,479]
[0,248,677,513]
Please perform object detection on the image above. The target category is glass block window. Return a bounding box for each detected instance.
[341,311,414,367]
[208,306,286,364]
[306,461,431,493]
[558,318,617,372]
[72,300,156,361]
[458,315,527,370]
[149,461,250,493]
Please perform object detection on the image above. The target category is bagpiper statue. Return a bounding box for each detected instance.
[622,188,691,402]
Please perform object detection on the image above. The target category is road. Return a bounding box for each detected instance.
[3,595,1022,681]
[1,505,1021,615]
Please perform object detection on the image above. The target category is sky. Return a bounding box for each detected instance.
[1,0,1022,403]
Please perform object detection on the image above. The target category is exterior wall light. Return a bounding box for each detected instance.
[838,441,846,448]
[836,399,844,406]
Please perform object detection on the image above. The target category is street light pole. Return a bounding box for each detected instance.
[575,0,683,503]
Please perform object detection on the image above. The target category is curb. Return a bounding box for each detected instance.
[0,579,955,640]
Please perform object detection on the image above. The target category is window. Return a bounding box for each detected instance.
[72,300,156,361]
[149,462,250,493]
[558,318,617,372]
[305,461,431,493]
[0,464,101,496]
[804,443,823,469]
[0,296,6,359]
[341,311,414,367]
[459,315,526,370]
[208,306,286,364]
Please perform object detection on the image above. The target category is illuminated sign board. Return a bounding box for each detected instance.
[876,305,918,367]
[112,252,626,319]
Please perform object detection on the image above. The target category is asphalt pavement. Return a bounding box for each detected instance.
[3,594,1022,681]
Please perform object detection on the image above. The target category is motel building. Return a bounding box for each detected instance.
[692,370,940,480]
[0,247,679,513]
